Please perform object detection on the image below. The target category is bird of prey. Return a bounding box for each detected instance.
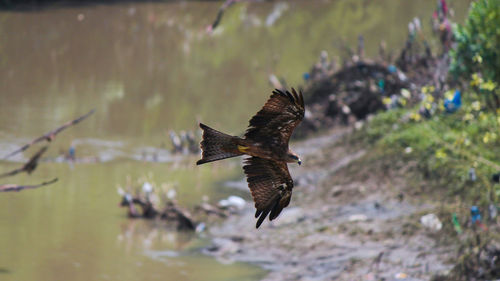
[0,146,48,179]
[196,88,305,228]
[0,178,58,192]
[3,109,95,160]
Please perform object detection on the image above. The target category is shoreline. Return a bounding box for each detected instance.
[203,128,455,281]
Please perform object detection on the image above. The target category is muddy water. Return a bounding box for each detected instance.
[0,1,470,280]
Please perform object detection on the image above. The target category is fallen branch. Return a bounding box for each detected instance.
[3,109,95,159]
[0,178,58,192]
[0,146,48,178]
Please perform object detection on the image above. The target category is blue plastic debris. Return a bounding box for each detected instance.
[470,206,481,224]
[444,90,461,113]
[388,65,397,73]
[303,72,310,81]
[378,79,385,92]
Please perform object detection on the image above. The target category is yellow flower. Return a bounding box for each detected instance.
[480,80,497,91]
[479,112,487,121]
[383,97,392,105]
[444,90,455,99]
[426,94,434,103]
[464,138,471,146]
[463,113,474,121]
[401,88,411,99]
[483,132,497,143]
[471,101,481,111]
[410,112,421,122]
[435,149,447,159]
[473,54,483,64]
[483,134,490,143]
[471,73,483,87]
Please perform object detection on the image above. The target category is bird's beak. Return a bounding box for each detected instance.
[298,159,302,166]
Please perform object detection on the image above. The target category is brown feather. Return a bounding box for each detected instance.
[197,123,243,165]
[243,157,294,228]
[244,88,305,159]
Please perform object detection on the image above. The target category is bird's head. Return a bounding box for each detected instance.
[287,152,302,166]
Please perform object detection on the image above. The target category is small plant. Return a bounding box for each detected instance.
[449,0,500,110]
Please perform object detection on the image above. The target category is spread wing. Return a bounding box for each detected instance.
[244,88,305,149]
[243,157,294,228]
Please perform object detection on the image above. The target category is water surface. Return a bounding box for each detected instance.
[0,1,470,280]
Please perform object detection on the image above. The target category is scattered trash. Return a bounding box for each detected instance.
[420,213,442,231]
[265,2,288,27]
[451,213,462,234]
[468,167,477,182]
[348,214,368,222]
[470,206,481,224]
[167,188,177,200]
[169,129,199,155]
[470,206,488,231]
[142,182,153,194]
[488,204,498,220]
[195,222,206,233]
[394,272,408,279]
[443,90,461,113]
[218,195,246,210]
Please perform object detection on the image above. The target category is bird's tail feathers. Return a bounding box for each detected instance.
[196,123,243,165]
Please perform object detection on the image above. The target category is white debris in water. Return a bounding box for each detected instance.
[142,182,153,193]
[266,2,289,26]
[167,189,177,200]
[420,213,442,231]
[195,222,206,233]
[218,196,246,209]
[404,147,413,154]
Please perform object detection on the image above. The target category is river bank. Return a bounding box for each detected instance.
[203,127,458,280]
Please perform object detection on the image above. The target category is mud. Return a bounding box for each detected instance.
[204,128,456,280]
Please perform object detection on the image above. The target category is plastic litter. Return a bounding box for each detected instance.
[471,206,488,231]
[452,213,462,234]
[420,213,442,231]
[489,204,498,220]
[468,167,476,182]
[444,89,461,113]
[218,195,246,209]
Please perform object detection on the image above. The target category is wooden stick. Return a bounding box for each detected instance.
[3,109,95,159]
[0,178,58,192]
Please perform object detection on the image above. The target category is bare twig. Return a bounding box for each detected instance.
[0,146,48,179]
[208,0,240,32]
[3,109,95,160]
[0,178,58,192]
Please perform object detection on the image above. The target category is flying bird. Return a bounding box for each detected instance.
[196,88,305,228]
[0,146,48,178]
[0,178,58,192]
[3,109,95,160]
